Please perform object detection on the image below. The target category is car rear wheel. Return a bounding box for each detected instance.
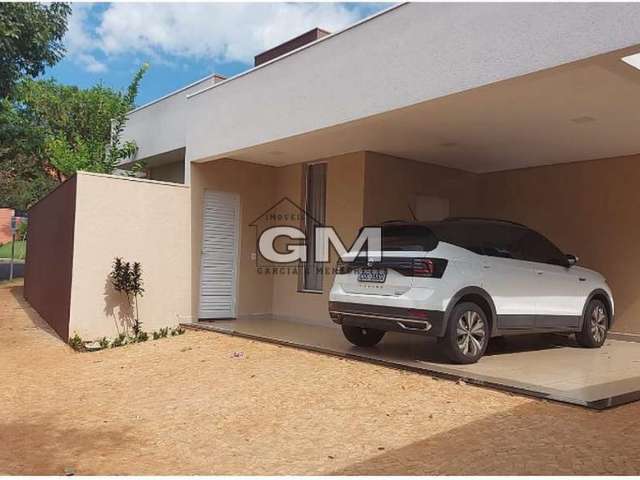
[442,302,489,364]
[342,325,385,347]
[576,299,608,348]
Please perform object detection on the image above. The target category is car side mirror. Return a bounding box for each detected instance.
[566,254,579,267]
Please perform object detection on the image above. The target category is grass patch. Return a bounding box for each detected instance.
[0,240,26,260]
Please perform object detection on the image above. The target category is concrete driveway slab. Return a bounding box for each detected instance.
[188,315,640,409]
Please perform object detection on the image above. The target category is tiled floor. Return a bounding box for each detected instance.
[185,315,640,409]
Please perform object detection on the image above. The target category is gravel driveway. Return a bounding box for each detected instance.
[2,281,640,475]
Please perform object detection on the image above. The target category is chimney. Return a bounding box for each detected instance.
[254,28,331,67]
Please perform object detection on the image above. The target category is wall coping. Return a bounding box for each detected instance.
[77,170,190,189]
[28,171,188,214]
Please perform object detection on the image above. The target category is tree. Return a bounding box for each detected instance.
[0,64,148,209]
[0,97,56,211]
[20,63,148,179]
[0,3,71,98]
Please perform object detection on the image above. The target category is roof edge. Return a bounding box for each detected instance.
[128,72,226,115]
[186,3,407,100]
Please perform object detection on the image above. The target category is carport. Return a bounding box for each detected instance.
[183,44,640,410]
[194,42,640,335]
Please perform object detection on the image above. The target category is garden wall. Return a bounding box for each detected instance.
[68,172,192,340]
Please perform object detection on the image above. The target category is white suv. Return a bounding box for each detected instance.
[329,218,614,364]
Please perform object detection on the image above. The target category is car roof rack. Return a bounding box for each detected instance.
[442,217,527,228]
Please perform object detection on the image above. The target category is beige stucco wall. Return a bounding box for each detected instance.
[473,154,640,334]
[363,151,479,224]
[270,152,366,326]
[190,159,278,319]
[190,153,365,326]
[68,172,191,340]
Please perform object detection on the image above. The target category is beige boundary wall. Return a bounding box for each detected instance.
[25,171,191,341]
[69,172,191,340]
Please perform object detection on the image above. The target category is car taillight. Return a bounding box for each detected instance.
[412,258,448,278]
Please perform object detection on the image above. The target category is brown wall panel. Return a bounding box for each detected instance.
[24,176,77,340]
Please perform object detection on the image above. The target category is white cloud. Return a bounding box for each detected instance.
[65,4,95,54]
[65,3,369,71]
[64,4,107,73]
[76,53,107,73]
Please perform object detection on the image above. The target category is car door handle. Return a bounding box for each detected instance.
[536,271,544,275]
[482,265,491,269]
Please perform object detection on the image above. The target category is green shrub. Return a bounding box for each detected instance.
[98,337,110,349]
[16,220,28,241]
[171,326,185,336]
[135,331,149,342]
[111,333,127,348]
[110,257,145,335]
[69,332,85,351]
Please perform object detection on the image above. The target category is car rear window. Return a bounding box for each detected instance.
[429,222,527,258]
[381,224,438,252]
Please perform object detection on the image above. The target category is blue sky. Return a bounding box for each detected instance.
[44,3,391,106]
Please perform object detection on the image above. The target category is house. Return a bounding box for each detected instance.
[24,3,640,342]
[0,208,14,245]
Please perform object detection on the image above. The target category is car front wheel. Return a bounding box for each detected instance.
[342,325,385,347]
[442,302,489,364]
[576,299,608,348]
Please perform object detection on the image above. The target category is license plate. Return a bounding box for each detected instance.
[357,268,387,283]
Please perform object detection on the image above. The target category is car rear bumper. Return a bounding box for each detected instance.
[328,301,446,337]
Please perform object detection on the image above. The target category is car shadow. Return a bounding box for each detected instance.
[367,332,570,365]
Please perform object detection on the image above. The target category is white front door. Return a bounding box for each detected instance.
[199,190,240,319]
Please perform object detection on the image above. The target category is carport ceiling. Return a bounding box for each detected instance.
[214,46,640,173]
[142,147,185,168]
